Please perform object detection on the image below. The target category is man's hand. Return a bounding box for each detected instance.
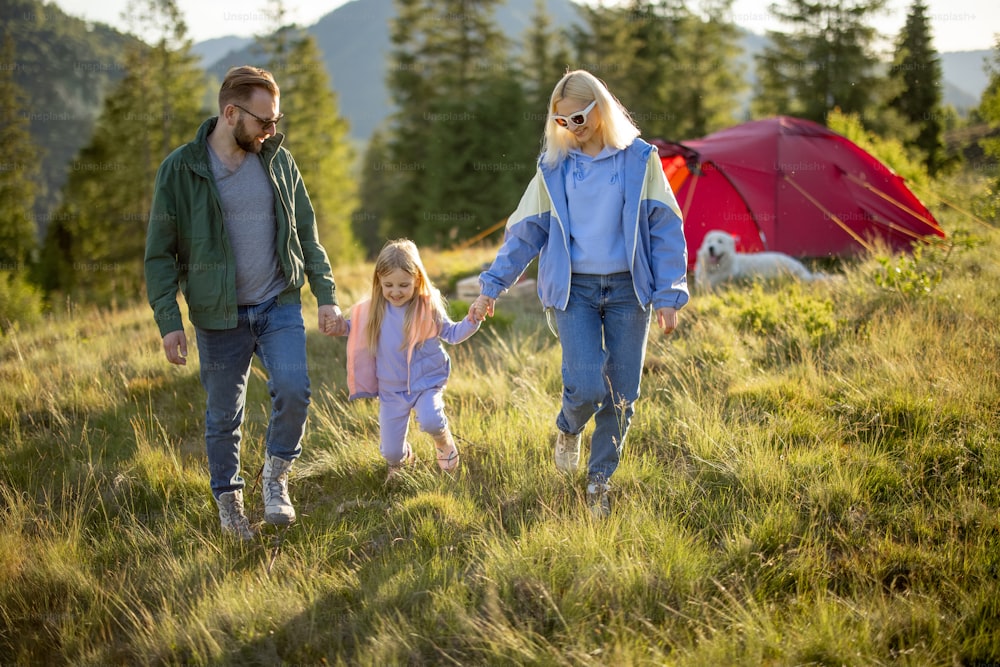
[320,304,347,336]
[162,330,188,365]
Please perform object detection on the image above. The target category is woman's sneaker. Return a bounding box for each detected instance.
[554,431,581,473]
[586,481,611,519]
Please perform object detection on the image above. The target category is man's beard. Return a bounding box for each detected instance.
[234,118,264,154]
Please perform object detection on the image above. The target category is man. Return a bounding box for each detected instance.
[145,66,347,540]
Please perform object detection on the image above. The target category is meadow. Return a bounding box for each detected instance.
[2,206,1000,665]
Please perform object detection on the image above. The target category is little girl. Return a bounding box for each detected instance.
[332,239,481,478]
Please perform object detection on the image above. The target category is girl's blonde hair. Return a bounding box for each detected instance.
[540,69,640,169]
[366,239,446,355]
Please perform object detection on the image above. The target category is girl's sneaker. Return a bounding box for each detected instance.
[386,443,415,482]
[434,429,460,472]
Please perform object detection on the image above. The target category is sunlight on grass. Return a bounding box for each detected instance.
[3,214,1000,663]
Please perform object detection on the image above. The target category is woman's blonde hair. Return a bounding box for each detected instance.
[366,239,445,355]
[540,69,640,169]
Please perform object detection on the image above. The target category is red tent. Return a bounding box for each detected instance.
[651,116,945,271]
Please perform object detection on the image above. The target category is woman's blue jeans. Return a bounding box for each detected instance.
[553,272,650,483]
[195,298,310,497]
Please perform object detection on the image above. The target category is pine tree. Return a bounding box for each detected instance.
[260,16,361,265]
[570,1,649,111]
[0,31,44,326]
[384,0,536,246]
[0,32,40,272]
[753,0,887,123]
[887,0,947,175]
[570,0,744,140]
[976,38,1000,221]
[354,129,394,257]
[40,0,206,304]
[667,0,746,138]
[520,0,572,119]
[601,0,676,132]
[420,74,536,244]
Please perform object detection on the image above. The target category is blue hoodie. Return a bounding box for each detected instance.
[479,138,689,312]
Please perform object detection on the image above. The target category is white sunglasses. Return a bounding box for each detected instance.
[551,100,597,128]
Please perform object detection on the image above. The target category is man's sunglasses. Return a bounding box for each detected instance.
[551,100,597,128]
[233,104,284,128]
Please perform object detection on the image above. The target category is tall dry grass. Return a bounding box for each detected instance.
[2,206,1000,664]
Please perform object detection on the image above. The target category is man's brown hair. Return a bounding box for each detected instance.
[218,66,280,112]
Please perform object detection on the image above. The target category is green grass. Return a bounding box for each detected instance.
[3,207,1000,664]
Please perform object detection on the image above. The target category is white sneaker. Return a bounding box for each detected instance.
[554,431,581,473]
[262,455,296,525]
[216,490,255,540]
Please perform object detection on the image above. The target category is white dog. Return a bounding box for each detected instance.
[695,230,819,291]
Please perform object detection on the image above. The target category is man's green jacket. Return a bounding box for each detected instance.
[144,117,337,337]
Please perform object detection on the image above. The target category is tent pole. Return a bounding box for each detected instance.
[682,172,698,219]
[909,185,994,230]
[782,175,875,252]
[455,217,508,250]
[866,216,932,242]
[843,173,944,233]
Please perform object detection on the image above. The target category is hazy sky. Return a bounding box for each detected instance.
[44,0,999,52]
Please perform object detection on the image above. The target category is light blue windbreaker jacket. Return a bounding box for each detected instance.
[478,138,689,311]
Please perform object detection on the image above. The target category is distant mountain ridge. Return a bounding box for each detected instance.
[12,0,992,234]
[939,50,992,110]
[195,0,992,143]
[5,0,141,231]
[191,36,253,69]
[198,0,580,141]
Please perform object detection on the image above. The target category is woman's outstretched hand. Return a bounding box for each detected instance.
[469,294,496,322]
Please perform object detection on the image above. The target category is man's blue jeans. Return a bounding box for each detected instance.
[553,273,651,483]
[195,298,310,497]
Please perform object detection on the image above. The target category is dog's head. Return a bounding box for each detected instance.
[696,230,738,274]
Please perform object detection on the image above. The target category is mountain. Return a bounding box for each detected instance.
[205,0,582,140]
[204,0,992,143]
[190,35,253,69]
[11,0,994,239]
[939,50,992,112]
[4,0,140,230]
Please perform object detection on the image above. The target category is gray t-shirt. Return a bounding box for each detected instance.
[208,146,287,305]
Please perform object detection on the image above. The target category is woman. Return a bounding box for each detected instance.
[470,70,688,517]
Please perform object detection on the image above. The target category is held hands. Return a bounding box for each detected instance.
[469,294,495,322]
[319,304,347,336]
[656,307,678,335]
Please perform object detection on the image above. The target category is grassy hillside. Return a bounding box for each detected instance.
[2,202,1000,664]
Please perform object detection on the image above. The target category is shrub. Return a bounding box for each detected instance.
[0,270,43,333]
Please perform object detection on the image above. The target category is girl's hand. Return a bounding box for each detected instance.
[469,295,495,322]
